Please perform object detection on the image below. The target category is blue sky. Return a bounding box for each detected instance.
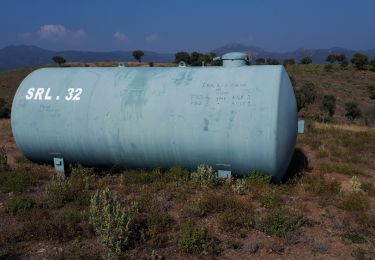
[1,0,374,53]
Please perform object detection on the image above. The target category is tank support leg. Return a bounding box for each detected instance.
[53,158,65,178]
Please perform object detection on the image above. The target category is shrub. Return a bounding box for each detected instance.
[324,64,333,72]
[89,188,136,256]
[231,178,247,195]
[320,95,336,117]
[191,164,219,186]
[0,147,9,172]
[5,197,36,215]
[0,98,11,119]
[176,221,219,254]
[345,102,362,120]
[45,166,91,208]
[300,56,312,64]
[0,170,34,192]
[259,207,305,237]
[245,170,272,185]
[351,53,369,70]
[296,81,317,110]
[368,85,375,99]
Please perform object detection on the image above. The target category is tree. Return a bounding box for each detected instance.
[266,58,280,65]
[345,102,362,120]
[174,52,190,64]
[296,81,317,111]
[0,98,11,118]
[132,50,144,62]
[326,54,336,64]
[283,58,295,66]
[351,53,368,70]
[300,56,312,64]
[255,58,265,65]
[321,95,336,117]
[52,56,66,66]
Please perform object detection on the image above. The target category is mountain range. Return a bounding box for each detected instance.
[0,44,374,71]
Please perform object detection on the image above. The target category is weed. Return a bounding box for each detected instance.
[186,192,239,218]
[89,188,136,256]
[191,164,219,186]
[342,232,366,244]
[22,209,84,241]
[361,181,375,196]
[319,162,358,175]
[218,206,254,233]
[0,170,34,192]
[311,239,330,254]
[258,207,305,237]
[134,194,173,242]
[176,221,219,254]
[5,196,36,215]
[121,168,163,185]
[352,247,367,260]
[245,170,272,185]
[243,241,260,254]
[350,176,362,192]
[368,85,375,99]
[226,239,242,249]
[340,192,369,211]
[300,173,340,205]
[0,147,9,172]
[231,178,247,195]
[259,188,283,209]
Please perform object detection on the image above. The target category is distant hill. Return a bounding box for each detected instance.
[0,44,375,71]
[0,45,174,71]
[212,43,375,64]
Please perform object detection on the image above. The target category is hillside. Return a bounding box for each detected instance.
[1,44,375,72]
[0,63,375,259]
[0,45,174,71]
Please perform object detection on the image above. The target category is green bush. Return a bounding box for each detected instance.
[89,188,136,256]
[0,170,34,192]
[345,102,362,120]
[5,197,36,215]
[0,147,9,172]
[176,221,219,254]
[191,164,219,186]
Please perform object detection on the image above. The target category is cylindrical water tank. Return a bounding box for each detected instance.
[11,52,298,181]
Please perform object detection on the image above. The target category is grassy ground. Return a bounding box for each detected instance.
[0,63,374,259]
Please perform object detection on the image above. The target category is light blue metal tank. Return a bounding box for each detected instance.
[11,53,298,181]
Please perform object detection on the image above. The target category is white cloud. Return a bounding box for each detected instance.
[37,24,85,40]
[145,33,159,43]
[113,31,127,42]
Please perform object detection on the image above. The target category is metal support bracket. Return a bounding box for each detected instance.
[298,119,305,134]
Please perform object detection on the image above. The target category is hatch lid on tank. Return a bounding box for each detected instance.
[217,52,249,67]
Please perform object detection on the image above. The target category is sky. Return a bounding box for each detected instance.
[1,0,374,53]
